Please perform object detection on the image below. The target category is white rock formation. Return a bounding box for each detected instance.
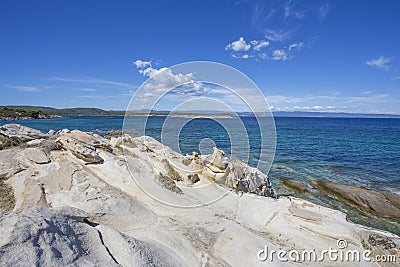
[0,124,399,266]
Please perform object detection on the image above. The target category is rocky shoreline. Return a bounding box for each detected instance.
[0,123,399,266]
[0,114,61,121]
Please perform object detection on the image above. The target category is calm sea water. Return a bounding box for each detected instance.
[1,116,399,192]
[2,115,400,233]
[0,116,400,192]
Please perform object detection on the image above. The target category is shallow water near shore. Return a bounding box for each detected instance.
[1,116,400,233]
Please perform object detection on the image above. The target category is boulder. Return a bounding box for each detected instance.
[0,124,48,142]
[309,180,400,223]
[23,148,50,164]
[56,135,103,164]
[206,147,228,170]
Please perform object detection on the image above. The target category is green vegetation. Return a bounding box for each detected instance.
[1,106,123,116]
[0,107,49,119]
[0,175,15,214]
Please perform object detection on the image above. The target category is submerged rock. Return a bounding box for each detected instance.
[280,177,310,194]
[309,180,400,223]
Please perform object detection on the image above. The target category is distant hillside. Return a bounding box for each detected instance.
[3,106,124,116]
[2,106,399,118]
[0,107,60,120]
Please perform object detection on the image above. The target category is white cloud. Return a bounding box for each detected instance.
[226,37,270,59]
[80,88,96,92]
[250,40,269,51]
[9,85,40,92]
[393,77,400,80]
[225,37,251,51]
[51,77,133,87]
[134,65,211,97]
[288,42,303,51]
[361,90,373,95]
[264,29,292,42]
[319,3,329,19]
[258,53,268,59]
[284,1,306,19]
[231,54,252,59]
[272,49,288,61]
[266,93,390,105]
[365,56,391,70]
[133,59,152,68]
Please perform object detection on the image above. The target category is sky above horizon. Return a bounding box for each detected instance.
[1,0,400,114]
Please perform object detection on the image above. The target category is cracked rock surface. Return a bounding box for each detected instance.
[0,124,399,266]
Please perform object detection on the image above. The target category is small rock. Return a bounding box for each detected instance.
[56,135,104,164]
[0,124,49,142]
[26,138,45,147]
[24,148,51,164]
[70,130,112,152]
[206,148,228,170]
[187,174,200,184]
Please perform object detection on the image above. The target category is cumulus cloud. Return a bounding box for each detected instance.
[134,64,211,97]
[272,49,288,61]
[225,37,251,51]
[250,40,269,51]
[258,53,268,59]
[366,56,391,70]
[226,37,271,59]
[133,59,152,68]
[288,42,303,51]
[231,54,252,59]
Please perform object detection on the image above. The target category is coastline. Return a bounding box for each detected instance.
[0,123,399,265]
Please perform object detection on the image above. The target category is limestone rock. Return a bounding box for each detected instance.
[0,124,48,142]
[0,207,178,267]
[70,130,112,152]
[0,149,26,179]
[56,135,103,164]
[205,147,228,170]
[23,148,50,164]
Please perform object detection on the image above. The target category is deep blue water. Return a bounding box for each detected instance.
[1,116,399,193]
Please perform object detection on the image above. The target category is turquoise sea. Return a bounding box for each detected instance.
[1,116,399,192]
[1,116,400,233]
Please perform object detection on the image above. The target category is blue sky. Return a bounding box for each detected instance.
[1,0,399,114]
